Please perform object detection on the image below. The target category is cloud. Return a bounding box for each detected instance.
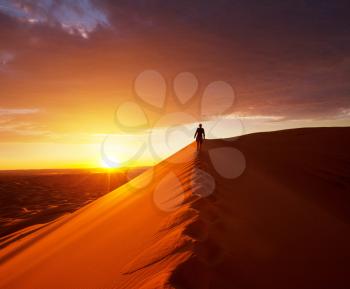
[0,50,15,73]
[337,108,350,118]
[0,108,41,116]
[0,108,51,141]
[235,115,285,121]
[0,0,110,38]
[0,120,49,136]
[0,0,349,127]
[0,51,14,64]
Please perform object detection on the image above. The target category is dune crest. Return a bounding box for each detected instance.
[1,127,350,289]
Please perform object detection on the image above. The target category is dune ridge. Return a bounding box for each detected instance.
[0,142,208,289]
[0,127,349,289]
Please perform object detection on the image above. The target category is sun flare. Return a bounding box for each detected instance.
[100,158,120,169]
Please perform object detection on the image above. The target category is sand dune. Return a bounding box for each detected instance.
[0,127,349,289]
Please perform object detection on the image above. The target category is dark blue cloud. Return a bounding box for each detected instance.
[0,0,110,38]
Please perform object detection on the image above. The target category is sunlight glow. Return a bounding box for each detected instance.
[100,157,120,169]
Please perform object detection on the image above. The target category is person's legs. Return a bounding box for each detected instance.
[196,138,202,151]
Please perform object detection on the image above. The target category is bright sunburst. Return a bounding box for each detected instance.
[100,157,120,169]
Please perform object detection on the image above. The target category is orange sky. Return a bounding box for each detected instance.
[0,1,349,169]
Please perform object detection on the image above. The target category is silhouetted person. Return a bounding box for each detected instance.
[194,124,205,151]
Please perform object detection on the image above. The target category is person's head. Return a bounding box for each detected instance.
[199,123,202,128]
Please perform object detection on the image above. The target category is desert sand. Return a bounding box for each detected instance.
[0,168,147,244]
[0,127,349,289]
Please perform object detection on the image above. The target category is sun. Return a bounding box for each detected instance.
[100,158,121,169]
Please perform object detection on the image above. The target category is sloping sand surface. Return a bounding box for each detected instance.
[0,127,349,289]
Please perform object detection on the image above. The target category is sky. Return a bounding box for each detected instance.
[0,0,349,169]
